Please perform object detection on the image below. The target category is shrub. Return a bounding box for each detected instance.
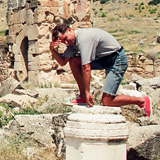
[129,14,135,18]
[0,30,5,36]
[100,0,110,4]
[149,8,157,14]
[0,103,14,128]
[101,13,106,17]
[148,0,160,5]
[94,11,98,15]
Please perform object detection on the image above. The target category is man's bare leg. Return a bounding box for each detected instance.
[102,93,145,107]
[69,57,85,99]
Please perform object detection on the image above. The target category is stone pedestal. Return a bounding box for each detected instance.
[64,105,128,160]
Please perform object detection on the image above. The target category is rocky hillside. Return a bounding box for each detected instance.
[92,0,160,56]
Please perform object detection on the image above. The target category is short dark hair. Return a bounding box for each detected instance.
[52,24,70,41]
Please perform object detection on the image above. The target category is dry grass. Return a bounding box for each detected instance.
[0,136,58,160]
[92,0,160,55]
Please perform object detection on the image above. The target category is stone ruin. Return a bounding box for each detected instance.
[6,0,92,87]
[1,0,160,86]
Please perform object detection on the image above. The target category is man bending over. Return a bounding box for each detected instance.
[49,24,152,117]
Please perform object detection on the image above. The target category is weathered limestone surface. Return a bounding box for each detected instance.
[13,89,39,97]
[6,114,56,148]
[64,105,128,160]
[137,76,160,89]
[0,93,39,108]
[127,124,160,160]
[0,77,21,97]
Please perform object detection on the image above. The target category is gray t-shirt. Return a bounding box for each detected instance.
[63,28,121,65]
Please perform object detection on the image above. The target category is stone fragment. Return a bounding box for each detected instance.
[0,94,39,108]
[28,40,39,54]
[127,124,160,160]
[0,77,21,97]
[137,76,160,89]
[19,8,26,24]
[26,9,34,25]
[7,114,56,147]
[60,83,78,89]
[13,89,39,98]
[27,24,39,40]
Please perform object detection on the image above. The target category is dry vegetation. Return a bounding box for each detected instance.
[92,0,160,56]
[0,136,57,160]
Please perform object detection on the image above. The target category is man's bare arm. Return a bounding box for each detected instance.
[49,40,70,66]
[82,63,95,107]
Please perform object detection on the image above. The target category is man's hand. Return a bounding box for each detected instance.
[49,39,62,51]
[49,39,70,66]
[85,91,95,107]
[81,64,94,107]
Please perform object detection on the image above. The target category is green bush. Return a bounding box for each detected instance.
[148,0,160,5]
[149,8,157,14]
[0,30,6,36]
[100,0,110,4]
[101,13,106,17]
[0,116,14,128]
[94,11,98,15]
[129,14,135,18]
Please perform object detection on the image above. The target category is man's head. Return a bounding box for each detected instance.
[52,24,76,45]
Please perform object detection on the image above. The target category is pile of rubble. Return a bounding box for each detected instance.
[0,74,160,159]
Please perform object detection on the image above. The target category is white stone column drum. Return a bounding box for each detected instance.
[64,105,128,160]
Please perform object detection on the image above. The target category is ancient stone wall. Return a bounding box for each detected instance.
[126,52,160,78]
[3,0,160,86]
[6,0,92,87]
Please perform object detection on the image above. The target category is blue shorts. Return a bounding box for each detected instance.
[90,49,128,96]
